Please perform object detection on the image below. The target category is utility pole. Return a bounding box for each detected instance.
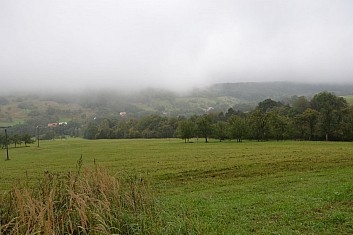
[36,126,40,147]
[5,128,9,160]
[1,126,11,160]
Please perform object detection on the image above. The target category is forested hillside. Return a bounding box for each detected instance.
[1,82,353,142]
[81,91,353,142]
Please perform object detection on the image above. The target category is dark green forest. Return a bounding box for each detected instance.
[2,90,352,146]
[82,91,353,142]
[2,81,353,145]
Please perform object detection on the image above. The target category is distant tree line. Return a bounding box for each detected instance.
[0,133,35,148]
[82,91,353,142]
[84,115,178,139]
[8,119,82,141]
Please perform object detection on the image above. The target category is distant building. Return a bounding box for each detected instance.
[207,107,214,112]
[202,107,214,113]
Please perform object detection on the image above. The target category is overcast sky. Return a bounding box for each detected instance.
[1,0,353,92]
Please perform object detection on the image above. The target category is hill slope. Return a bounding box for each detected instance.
[1,82,353,125]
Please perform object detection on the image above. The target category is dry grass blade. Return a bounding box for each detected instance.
[0,162,159,234]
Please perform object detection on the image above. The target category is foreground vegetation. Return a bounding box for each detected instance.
[1,139,353,234]
[1,161,158,234]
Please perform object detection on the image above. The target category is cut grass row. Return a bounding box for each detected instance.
[1,139,353,234]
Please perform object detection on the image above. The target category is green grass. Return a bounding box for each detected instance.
[1,139,353,234]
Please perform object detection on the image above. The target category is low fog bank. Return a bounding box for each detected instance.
[3,81,353,101]
[3,77,353,96]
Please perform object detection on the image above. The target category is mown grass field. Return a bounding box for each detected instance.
[1,138,353,234]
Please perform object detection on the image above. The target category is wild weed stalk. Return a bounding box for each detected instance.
[0,158,158,234]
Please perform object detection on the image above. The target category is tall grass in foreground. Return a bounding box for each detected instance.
[0,159,161,234]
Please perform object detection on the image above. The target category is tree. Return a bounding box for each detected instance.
[291,96,310,115]
[96,118,113,139]
[115,120,128,138]
[10,134,22,148]
[126,118,141,138]
[136,115,175,138]
[65,121,81,137]
[0,134,4,148]
[311,92,348,141]
[196,115,213,143]
[213,121,228,142]
[337,106,353,141]
[225,108,237,118]
[84,121,98,139]
[22,134,35,147]
[248,109,269,141]
[293,115,306,140]
[268,111,288,141]
[296,108,319,140]
[258,99,283,113]
[228,116,247,142]
[177,119,195,143]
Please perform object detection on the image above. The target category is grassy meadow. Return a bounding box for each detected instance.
[1,138,353,234]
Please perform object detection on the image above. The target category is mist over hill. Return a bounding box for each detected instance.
[1,82,353,126]
[204,82,353,101]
